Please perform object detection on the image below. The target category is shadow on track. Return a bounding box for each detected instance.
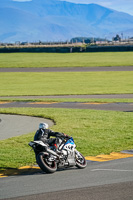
[0,165,83,178]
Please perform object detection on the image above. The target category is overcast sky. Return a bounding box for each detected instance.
[13,0,133,16]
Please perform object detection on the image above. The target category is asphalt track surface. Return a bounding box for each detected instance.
[0,97,133,111]
[1,66,133,200]
[1,158,133,200]
[0,114,54,140]
[0,101,133,112]
[1,94,133,99]
[0,66,133,72]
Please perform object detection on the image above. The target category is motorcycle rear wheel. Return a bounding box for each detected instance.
[37,152,57,173]
[75,151,87,169]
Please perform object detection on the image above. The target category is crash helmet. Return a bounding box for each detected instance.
[39,123,49,129]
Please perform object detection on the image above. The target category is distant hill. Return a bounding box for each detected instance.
[0,0,133,42]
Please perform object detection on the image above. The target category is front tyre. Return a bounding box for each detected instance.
[75,151,87,169]
[37,152,57,173]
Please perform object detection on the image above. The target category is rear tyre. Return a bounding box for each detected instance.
[37,152,57,173]
[75,151,87,169]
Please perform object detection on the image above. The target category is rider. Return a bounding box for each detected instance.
[34,122,71,151]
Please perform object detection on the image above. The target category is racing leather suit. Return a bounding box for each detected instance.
[34,128,67,146]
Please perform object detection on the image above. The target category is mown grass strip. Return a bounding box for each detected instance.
[0,52,133,68]
[0,71,133,96]
[0,98,133,103]
[0,107,133,171]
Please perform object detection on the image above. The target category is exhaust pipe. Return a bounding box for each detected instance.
[47,148,59,158]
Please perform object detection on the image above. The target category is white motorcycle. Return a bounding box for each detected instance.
[29,137,87,173]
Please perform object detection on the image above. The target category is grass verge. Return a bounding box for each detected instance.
[0,107,133,171]
[0,98,133,103]
[0,52,133,68]
[0,71,133,96]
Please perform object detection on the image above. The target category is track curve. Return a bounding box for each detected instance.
[0,66,133,199]
[0,114,54,140]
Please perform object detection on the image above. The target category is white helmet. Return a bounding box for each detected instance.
[39,123,49,129]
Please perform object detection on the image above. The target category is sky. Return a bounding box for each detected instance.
[13,0,133,16]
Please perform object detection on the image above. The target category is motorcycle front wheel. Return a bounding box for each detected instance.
[37,152,57,173]
[75,151,87,169]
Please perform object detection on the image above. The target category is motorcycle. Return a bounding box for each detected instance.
[28,137,87,173]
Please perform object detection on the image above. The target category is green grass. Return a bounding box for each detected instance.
[0,98,133,103]
[0,71,133,96]
[0,51,133,171]
[0,107,133,170]
[0,52,133,68]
